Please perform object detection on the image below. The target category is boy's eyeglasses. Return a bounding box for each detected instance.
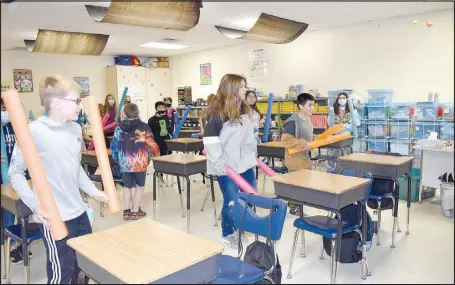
[59,98,82,105]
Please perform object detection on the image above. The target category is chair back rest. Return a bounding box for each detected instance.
[327,168,373,200]
[233,193,287,241]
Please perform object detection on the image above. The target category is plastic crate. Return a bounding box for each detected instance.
[416,102,438,121]
[367,89,393,105]
[114,55,132,66]
[390,104,414,120]
[439,122,454,140]
[439,103,454,119]
[398,168,421,202]
[413,122,439,139]
[389,140,411,156]
[367,105,389,120]
[366,138,388,152]
[311,114,328,129]
[367,122,387,137]
[389,121,411,139]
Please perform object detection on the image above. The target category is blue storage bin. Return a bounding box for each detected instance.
[413,122,438,139]
[439,122,454,140]
[367,105,389,120]
[389,140,411,156]
[390,122,411,139]
[114,55,132,66]
[367,89,393,105]
[367,121,387,137]
[367,138,388,153]
[415,102,438,120]
[390,104,412,120]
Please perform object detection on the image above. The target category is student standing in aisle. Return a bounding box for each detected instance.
[164,97,176,133]
[1,98,32,264]
[111,103,160,221]
[203,74,257,250]
[281,93,315,215]
[102,94,118,147]
[8,75,108,284]
[148,101,173,183]
[245,90,264,142]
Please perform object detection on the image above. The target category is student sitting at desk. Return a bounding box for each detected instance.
[111,103,160,221]
[8,76,108,284]
[281,93,315,215]
[203,74,257,250]
[1,98,32,264]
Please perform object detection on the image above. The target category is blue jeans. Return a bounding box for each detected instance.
[218,168,257,237]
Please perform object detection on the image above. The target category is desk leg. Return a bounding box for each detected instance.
[185,176,191,233]
[391,178,399,249]
[210,176,218,226]
[177,176,186,218]
[405,173,411,236]
[361,201,368,279]
[152,172,158,220]
[331,210,342,284]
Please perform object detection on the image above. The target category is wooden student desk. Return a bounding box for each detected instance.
[166,138,204,153]
[338,153,414,248]
[81,149,116,168]
[152,153,217,233]
[178,129,201,138]
[257,141,286,160]
[1,181,35,284]
[273,169,371,284]
[67,219,224,284]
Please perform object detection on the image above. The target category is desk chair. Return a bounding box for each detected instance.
[366,151,402,246]
[88,165,123,217]
[287,169,373,281]
[4,221,42,284]
[213,193,287,284]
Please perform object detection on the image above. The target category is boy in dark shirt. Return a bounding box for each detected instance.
[148,101,173,156]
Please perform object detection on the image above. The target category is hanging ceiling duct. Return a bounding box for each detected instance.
[85,1,202,31]
[215,13,308,44]
[24,29,109,56]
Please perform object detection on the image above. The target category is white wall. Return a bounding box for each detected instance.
[1,50,113,116]
[170,9,454,103]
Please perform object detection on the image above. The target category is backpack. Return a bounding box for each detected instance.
[322,203,373,263]
[367,178,394,210]
[240,197,282,284]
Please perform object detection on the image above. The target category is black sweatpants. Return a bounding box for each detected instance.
[40,213,92,284]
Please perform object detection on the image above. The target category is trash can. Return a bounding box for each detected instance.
[440,182,454,218]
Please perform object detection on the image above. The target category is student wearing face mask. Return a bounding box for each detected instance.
[327,92,361,167]
[1,98,33,264]
[102,94,117,147]
[163,97,175,133]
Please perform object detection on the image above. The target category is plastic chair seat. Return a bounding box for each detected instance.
[4,223,43,244]
[369,192,394,200]
[271,167,288,174]
[212,255,264,284]
[89,174,123,183]
[293,215,359,239]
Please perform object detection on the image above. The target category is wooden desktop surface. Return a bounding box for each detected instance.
[166,138,202,144]
[258,141,286,148]
[83,149,112,157]
[339,153,414,166]
[272,169,370,194]
[1,180,33,201]
[152,153,206,164]
[67,219,223,284]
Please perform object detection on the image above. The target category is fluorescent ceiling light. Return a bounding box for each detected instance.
[140,42,188,50]
[229,17,260,31]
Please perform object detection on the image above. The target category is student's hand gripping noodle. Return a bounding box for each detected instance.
[3,89,68,240]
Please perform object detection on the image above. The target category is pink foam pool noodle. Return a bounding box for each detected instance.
[257,158,277,177]
[226,167,258,195]
[87,113,110,151]
[103,121,119,131]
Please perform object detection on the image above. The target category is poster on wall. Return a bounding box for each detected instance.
[73,77,90,97]
[13,69,33,92]
[248,49,268,81]
[200,63,212,85]
[1,82,10,92]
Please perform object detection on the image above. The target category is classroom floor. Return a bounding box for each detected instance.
[2,173,454,284]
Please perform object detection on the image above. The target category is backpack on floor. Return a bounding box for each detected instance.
[367,178,394,210]
[323,203,373,263]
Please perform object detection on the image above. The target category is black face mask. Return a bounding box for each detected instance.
[157,110,166,115]
[165,103,172,108]
[124,101,131,105]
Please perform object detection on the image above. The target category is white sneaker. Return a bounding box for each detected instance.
[220,234,240,251]
[235,230,249,246]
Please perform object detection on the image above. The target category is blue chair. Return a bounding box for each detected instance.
[4,222,42,284]
[88,165,123,217]
[213,193,288,284]
[366,151,402,246]
[287,169,373,281]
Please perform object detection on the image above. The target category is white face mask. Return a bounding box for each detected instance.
[1,111,10,123]
[108,99,115,106]
[338,99,347,106]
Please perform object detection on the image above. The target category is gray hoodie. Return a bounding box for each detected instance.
[8,116,99,223]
